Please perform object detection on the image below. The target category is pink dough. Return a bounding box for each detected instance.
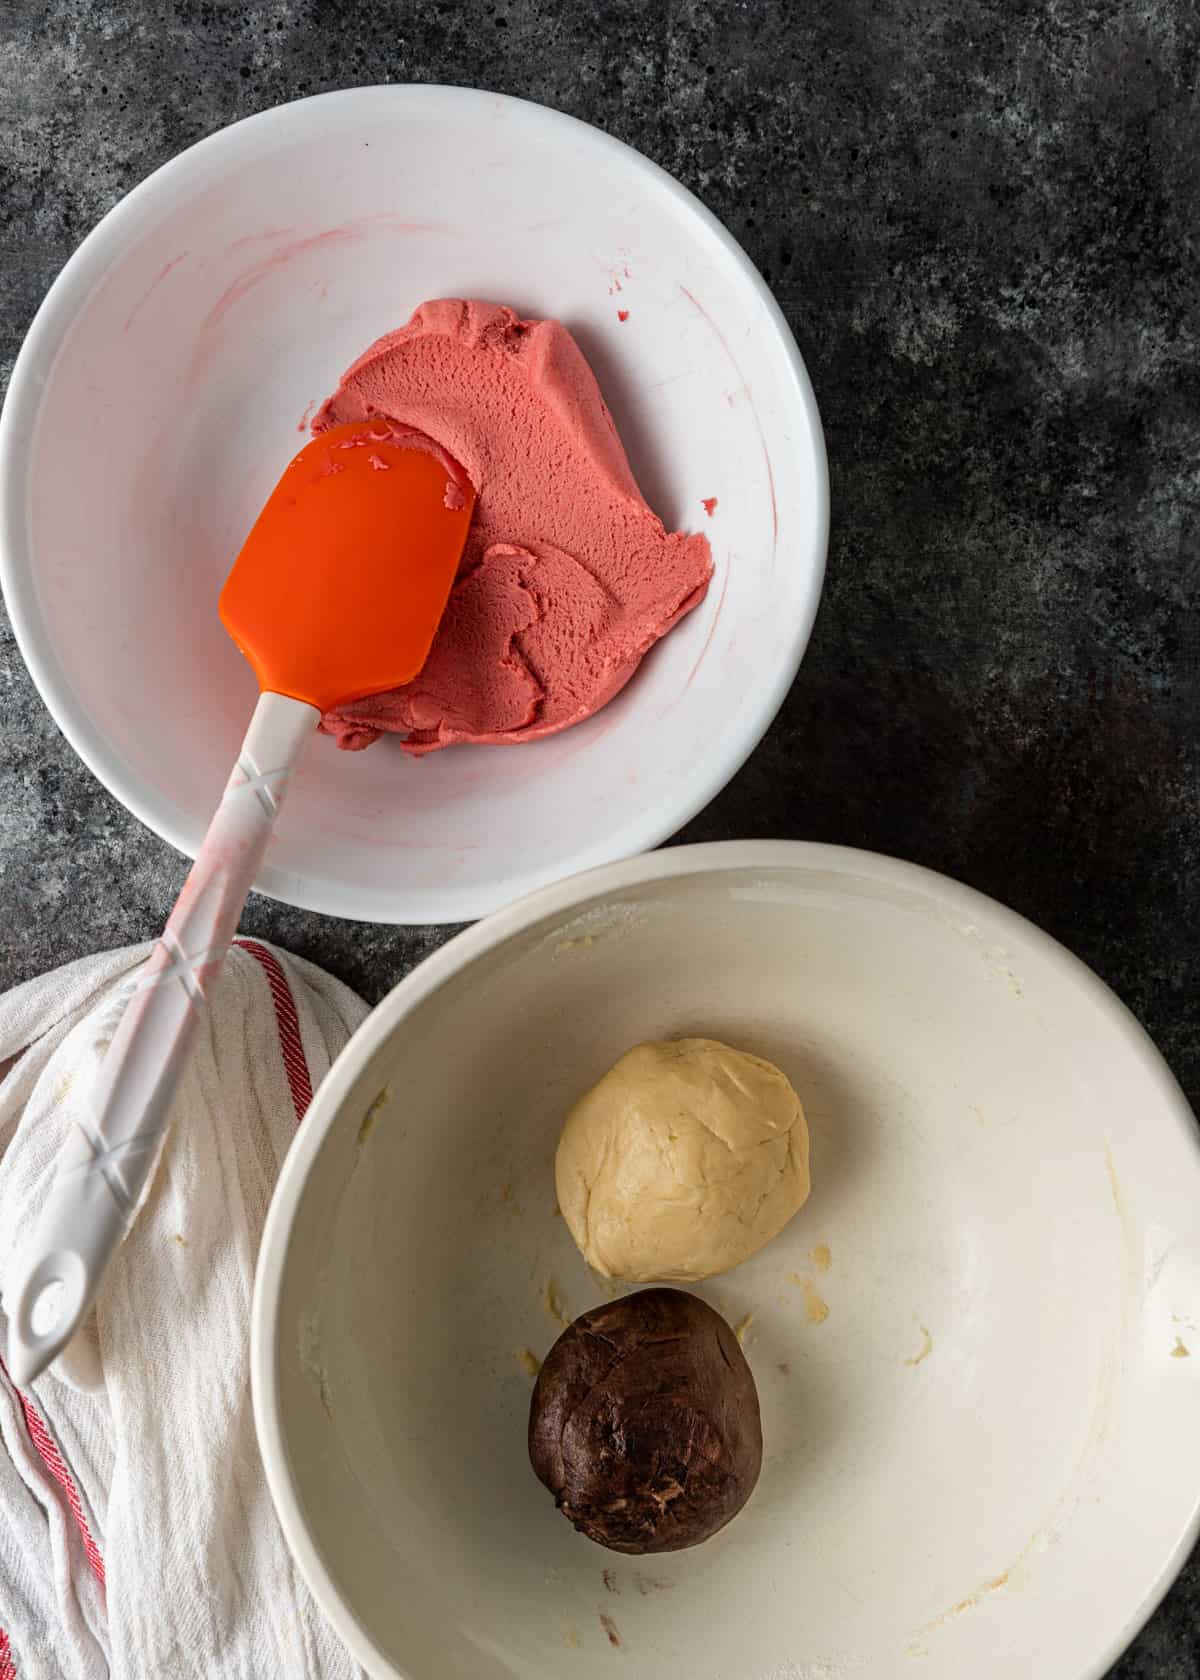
[313,299,712,754]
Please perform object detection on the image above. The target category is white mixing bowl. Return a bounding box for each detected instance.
[252,841,1200,1680]
[0,87,826,923]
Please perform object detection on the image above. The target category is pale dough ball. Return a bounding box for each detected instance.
[556,1038,810,1283]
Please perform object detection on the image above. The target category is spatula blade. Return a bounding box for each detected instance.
[220,420,475,714]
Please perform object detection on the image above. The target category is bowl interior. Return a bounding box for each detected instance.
[263,847,1200,1680]
[4,88,824,922]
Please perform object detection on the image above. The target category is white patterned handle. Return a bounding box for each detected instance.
[4,692,319,1386]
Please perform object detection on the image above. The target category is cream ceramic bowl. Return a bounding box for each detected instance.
[252,841,1200,1680]
[0,86,826,924]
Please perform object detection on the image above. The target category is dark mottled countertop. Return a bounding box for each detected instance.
[1,2,1198,1673]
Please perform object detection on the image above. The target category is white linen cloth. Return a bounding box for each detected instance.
[0,939,368,1680]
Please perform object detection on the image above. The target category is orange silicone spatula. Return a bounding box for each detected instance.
[6,420,474,1385]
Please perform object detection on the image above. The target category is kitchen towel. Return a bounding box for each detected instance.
[0,939,368,1680]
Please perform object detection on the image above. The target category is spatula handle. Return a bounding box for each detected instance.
[4,691,319,1386]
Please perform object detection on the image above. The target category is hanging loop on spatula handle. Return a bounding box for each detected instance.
[4,692,318,1385]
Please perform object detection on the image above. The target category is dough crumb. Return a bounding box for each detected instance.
[555,934,596,955]
[1172,1338,1191,1359]
[733,1311,755,1346]
[811,1242,832,1272]
[800,1277,829,1324]
[543,1280,571,1326]
[517,1348,542,1377]
[599,1613,622,1648]
[905,1323,934,1366]
[358,1087,389,1146]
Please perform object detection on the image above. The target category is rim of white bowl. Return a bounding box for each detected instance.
[251,838,1200,1680]
[0,85,829,926]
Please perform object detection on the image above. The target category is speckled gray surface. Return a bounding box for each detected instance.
[1,1,1198,1673]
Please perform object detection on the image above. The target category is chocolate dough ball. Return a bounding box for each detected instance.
[528,1288,762,1554]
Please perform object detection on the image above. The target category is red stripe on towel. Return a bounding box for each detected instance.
[233,940,314,1120]
[0,1358,105,1587]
